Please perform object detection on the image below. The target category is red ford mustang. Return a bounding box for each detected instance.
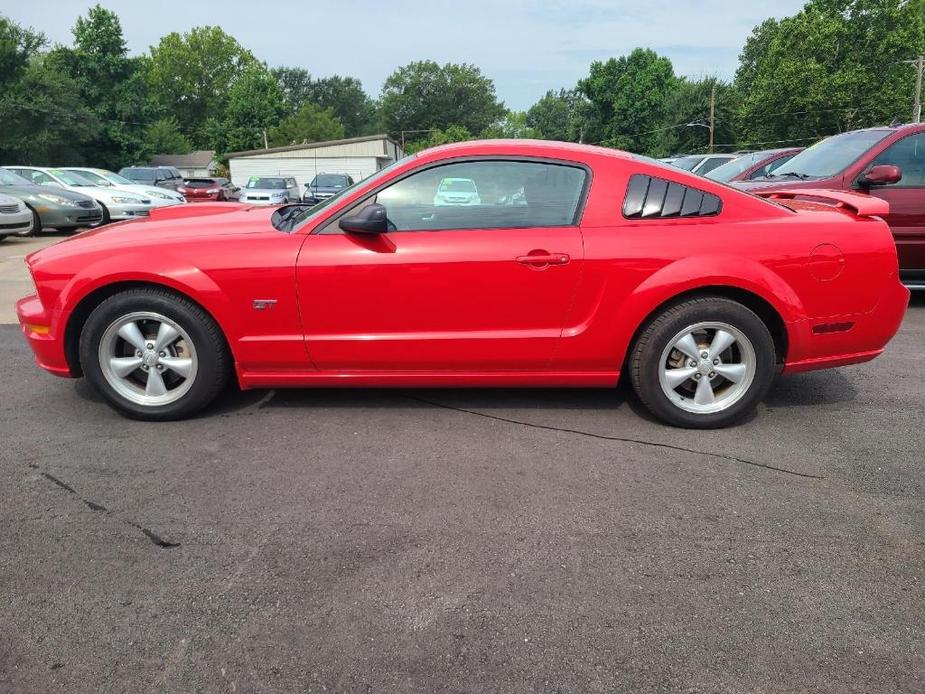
[16,140,909,427]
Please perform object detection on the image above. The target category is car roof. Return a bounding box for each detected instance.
[418,139,638,163]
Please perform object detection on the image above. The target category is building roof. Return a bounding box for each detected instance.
[150,150,216,168]
[226,134,400,159]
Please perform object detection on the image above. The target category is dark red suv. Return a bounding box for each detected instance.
[733,123,925,288]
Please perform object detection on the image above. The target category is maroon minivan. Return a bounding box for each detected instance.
[734,123,925,288]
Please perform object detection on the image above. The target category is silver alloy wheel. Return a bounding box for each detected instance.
[98,311,198,407]
[657,321,756,415]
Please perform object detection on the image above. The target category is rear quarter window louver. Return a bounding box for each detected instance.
[623,174,722,219]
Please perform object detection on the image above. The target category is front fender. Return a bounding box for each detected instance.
[53,252,242,353]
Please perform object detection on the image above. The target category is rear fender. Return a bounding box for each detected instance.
[611,254,803,361]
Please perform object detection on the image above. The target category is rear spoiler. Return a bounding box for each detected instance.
[754,188,889,218]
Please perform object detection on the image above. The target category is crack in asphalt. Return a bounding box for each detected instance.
[402,394,826,481]
[36,469,180,548]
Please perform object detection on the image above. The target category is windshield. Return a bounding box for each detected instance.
[248,177,287,189]
[0,169,32,186]
[121,168,157,182]
[100,171,135,185]
[50,169,95,186]
[439,178,477,192]
[65,169,111,186]
[274,156,415,232]
[312,174,348,187]
[771,130,891,179]
[705,153,764,181]
[184,179,219,188]
[672,155,704,171]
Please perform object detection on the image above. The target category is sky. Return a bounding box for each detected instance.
[8,0,807,110]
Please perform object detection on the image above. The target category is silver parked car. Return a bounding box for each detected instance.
[238,176,300,205]
[670,153,739,176]
[0,192,33,241]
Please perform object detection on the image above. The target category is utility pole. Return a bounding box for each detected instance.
[708,84,716,153]
[263,129,269,149]
[910,55,924,124]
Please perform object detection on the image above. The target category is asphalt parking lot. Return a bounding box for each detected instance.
[1,234,924,692]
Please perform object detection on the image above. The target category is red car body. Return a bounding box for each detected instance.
[17,140,908,401]
[176,178,239,202]
[733,124,925,288]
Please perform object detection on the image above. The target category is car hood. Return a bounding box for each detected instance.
[28,204,277,263]
[0,183,97,203]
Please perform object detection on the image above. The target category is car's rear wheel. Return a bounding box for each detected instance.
[629,297,777,428]
[79,288,230,420]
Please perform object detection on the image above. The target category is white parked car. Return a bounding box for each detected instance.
[238,176,300,205]
[0,193,33,241]
[61,168,186,206]
[3,166,152,224]
[433,177,481,206]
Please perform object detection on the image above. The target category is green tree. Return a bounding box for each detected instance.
[46,5,153,168]
[526,89,584,141]
[141,117,192,158]
[659,77,738,155]
[403,125,473,154]
[0,15,44,86]
[482,111,541,139]
[145,26,256,144]
[271,68,376,137]
[303,75,376,137]
[735,0,925,146]
[0,17,98,164]
[578,48,679,153]
[267,103,345,147]
[271,66,313,113]
[379,61,505,145]
[218,64,287,154]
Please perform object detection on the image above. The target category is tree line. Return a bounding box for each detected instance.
[1,0,922,170]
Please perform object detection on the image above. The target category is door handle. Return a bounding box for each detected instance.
[516,252,570,267]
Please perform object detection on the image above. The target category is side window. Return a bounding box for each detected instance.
[623,174,722,219]
[29,170,56,186]
[374,160,587,231]
[871,133,925,187]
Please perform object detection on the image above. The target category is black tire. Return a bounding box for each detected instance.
[79,288,231,421]
[99,203,111,225]
[628,297,777,429]
[16,207,40,237]
[0,234,6,242]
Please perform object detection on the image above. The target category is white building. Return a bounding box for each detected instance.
[226,135,404,192]
[150,151,218,178]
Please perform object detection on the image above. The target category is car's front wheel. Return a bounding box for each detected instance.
[79,288,230,420]
[629,297,777,428]
[16,207,40,237]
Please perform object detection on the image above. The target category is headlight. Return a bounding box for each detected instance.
[146,189,174,200]
[111,196,145,204]
[37,193,79,207]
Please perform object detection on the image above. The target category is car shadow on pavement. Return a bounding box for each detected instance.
[71,359,858,422]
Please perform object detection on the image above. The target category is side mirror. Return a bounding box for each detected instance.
[859,164,901,187]
[339,203,388,234]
